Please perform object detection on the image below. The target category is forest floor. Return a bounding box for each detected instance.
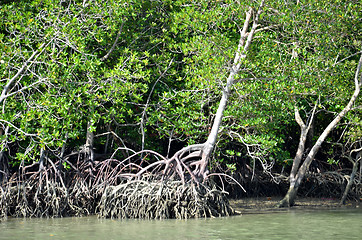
[229,197,361,214]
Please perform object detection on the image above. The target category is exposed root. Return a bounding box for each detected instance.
[300,171,361,201]
[94,145,237,219]
[97,178,233,219]
[0,179,68,218]
[0,159,100,219]
[0,145,236,220]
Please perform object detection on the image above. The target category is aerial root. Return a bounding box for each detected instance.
[97,179,234,219]
[0,175,97,218]
[300,171,362,200]
[0,145,235,220]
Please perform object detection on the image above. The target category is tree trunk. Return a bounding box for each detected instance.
[277,106,316,207]
[340,149,362,205]
[0,150,6,184]
[289,106,317,182]
[194,1,265,179]
[38,148,46,190]
[279,53,362,207]
[0,126,9,184]
[340,162,359,205]
[278,183,299,207]
[85,121,95,162]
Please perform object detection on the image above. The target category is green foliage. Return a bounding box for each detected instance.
[0,0,153,163]
[0,0,361,173]
[327,158,340,165]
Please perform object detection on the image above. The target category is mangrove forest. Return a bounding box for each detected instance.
[0,0,361,220]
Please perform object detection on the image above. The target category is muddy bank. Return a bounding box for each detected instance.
[229,197,361,214]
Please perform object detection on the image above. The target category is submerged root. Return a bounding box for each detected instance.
[98,179,233,219]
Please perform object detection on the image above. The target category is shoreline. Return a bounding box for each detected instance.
[229,197,361,214]
[1,197,360,221]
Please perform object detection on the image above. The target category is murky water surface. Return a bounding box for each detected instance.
[1,208,362,239]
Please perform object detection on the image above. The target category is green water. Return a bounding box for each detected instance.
[1,208,362,240]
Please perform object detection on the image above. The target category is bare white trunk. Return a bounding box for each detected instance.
[86,121,95,162]
[340,162,358,205]
[289,106,317,182]
[279,53,362,207]
[0,126,9,183]
[340,148,362,205]
[198,1,265,178]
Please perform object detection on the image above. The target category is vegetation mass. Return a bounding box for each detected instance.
[0,0,361,219]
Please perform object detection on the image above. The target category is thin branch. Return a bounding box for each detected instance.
[0,119,37,137]
[0,42,46,104]
[140,58,174,151]
[0,78,48,101]
[332,51,362,68]
[206,173,246,192]
[100,22,124,62]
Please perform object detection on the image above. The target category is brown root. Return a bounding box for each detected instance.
[300,171,361,201]
[0,159,99,219]
[97,178,233,219]
[0,145,236,220]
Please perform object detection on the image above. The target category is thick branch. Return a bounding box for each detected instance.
[202,0,265,159]
[290,104,317,181]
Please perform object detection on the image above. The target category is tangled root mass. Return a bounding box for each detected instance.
[98,178,233,219]
[0,147,235,220]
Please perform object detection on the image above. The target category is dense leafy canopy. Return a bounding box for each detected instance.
[0,0,361,177]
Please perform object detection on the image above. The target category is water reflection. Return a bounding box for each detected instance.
[1,208,362,240]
